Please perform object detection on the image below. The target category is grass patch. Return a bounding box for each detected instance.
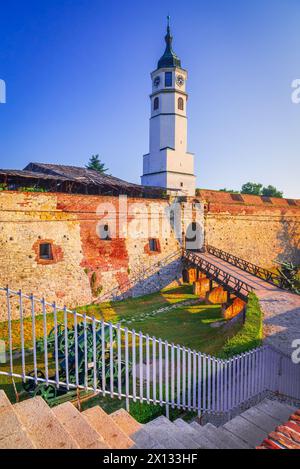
[218,292,263,358]
[0,285,232,354]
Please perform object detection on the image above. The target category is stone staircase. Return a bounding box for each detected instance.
[0,389,297,449]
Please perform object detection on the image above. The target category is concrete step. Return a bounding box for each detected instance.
[110,408,142,437]
[217,427,251,449]
[13,396,78,449]
[189,421,219,449]
[174,418,212,449]
[109,409,163,450]
[0,391,35,449]
[131,428,165,449]
[52,402,109,449]
[241,406,282,433]
[223,415,267,448]
[200,422,246,450]
[255,399,296,423]
[82,406,134,449]
[143,416,197,449]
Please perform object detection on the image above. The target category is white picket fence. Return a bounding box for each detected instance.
[0,287,299,415]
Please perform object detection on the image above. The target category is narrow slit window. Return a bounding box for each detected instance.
[153,97,159,110]
[39,243,53,260]
[149,238,159,252]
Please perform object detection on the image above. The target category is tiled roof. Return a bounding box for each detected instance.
[257,409,300,449]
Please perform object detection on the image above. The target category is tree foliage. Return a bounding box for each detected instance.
[86,155,108,173]
[241,182,263,195]
[262,185,283,198]
[218,182,284,198]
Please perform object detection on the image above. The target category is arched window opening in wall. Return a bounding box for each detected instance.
[153,97,159,110]
[178,97,184,111]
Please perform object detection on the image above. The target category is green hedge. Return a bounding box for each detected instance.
[218,292,263,358]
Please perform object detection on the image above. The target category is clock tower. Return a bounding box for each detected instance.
[141,18,196,196]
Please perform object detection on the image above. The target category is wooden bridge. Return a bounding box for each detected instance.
[182,246,300,356]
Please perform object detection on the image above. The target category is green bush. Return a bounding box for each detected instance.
[129,400,164,423]
[218,292,263,358]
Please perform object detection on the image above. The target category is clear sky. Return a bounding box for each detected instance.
[0,0,299,197]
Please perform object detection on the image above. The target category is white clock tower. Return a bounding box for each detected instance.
[141,18,196,196]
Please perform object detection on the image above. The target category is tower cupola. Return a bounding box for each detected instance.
[157,16,181,69]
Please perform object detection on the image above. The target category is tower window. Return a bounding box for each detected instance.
[178,97,184,111]
[165,72,172,87]
[39,243,53,260]
[153,97,159,110]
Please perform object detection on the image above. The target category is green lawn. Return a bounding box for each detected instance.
[0,285,234,354]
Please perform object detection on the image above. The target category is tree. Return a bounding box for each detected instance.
[219,188,240,194]
[262,185,283,198]
[86,155,108,173]
[241,182,263,195]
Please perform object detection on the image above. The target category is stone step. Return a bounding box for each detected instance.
[82,406,134,449]
[255,399,296,423]
[0,391,35,449]
[201,422,245,450]
[110,408,142,437]
[241,406,282,433]
[143,416,198,449]
[223,415,267,448]
[109,408,162,450]
[217,427,251,449]
[13,396,78,449]
[189,421,219,449]
[52,402,109,449]
[173,418,212,449]
[131,428,165,449]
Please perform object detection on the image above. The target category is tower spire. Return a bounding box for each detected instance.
[157,16,181,69]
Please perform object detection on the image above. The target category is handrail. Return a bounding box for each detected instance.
[205,245,295,292]
[182,249,254,301]
[1,286,300,414]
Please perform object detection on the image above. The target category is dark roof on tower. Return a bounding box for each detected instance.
[157,17,181,69]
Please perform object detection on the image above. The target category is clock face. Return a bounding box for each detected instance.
[153,76,160,88]
[176,75,184,87]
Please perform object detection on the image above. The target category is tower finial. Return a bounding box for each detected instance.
[157,16,181,69]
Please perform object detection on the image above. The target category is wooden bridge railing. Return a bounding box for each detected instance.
[205,245,294,292]
[182,249,254,302]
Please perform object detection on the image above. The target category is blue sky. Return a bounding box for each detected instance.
[0,0,299,197]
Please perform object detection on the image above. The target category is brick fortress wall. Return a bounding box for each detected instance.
[0,192,203,318]
[198,190,300,269]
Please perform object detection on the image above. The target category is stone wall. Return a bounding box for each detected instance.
[0,192,203,318]
[198,190,300,269]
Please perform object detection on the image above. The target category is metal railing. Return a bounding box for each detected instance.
[182,249,254,302]
[0,287,299,415]
[206,245,294,292]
